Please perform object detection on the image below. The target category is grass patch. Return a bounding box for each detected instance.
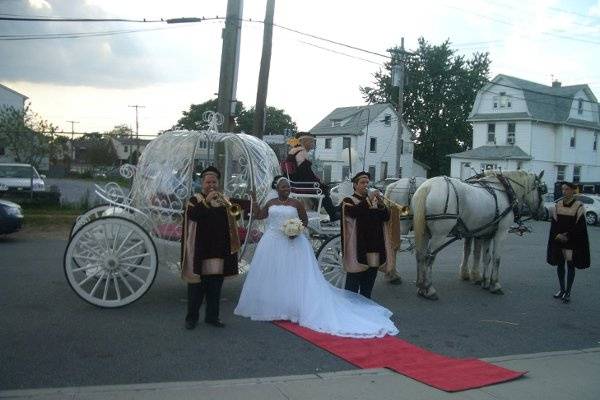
[22,204,83,230]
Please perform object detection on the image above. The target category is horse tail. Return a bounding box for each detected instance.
[412,182,431,256]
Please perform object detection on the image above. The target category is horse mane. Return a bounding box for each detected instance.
[482,169,532,188]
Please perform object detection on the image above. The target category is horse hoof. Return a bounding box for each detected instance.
[460,275,470,281]
[491,288,504,295]
[417,290,439,300]
[473,280,483,285]
[388,277,402,285]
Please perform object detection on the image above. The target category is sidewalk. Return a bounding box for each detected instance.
[2,348,599,400]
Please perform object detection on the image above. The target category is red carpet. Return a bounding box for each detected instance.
[274,321,526,392]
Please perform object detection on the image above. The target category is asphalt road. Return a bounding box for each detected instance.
[1,221,599,390]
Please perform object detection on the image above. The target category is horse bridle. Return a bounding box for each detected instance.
[504,175,547,221]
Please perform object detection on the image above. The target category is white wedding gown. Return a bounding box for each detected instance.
[234,205,398,338]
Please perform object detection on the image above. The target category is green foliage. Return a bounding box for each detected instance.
[174,99,297,135]
[0,105,58,169]
[105,124,133,139]
[74,133,118,167]
[237,106,297,135]
[360,38,491,176]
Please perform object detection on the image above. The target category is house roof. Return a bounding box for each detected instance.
[310,104,396,136]
[448,145,532,160]
[470,74,600,129]
[0,83,28,100]
[413,159,431,170]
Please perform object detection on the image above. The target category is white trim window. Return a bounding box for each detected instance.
[570,130,576,148]
[487,123,496,144]
[556,165,566,181]
[577,99,583,115]
[324,138,332,149]
[342,137,351,149]
[383,114,392,126]
[507,123,515,145]
[573,165,581,183]
[368,165,376,178]
[482,163,498,171]
[594,133,598,151]
[331,120,341,127]
[369,137,377,152]
[493,92,512,109]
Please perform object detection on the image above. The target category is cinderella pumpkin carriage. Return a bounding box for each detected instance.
[64,112,347,308]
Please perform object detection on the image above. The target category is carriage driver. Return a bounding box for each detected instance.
[181,166,241,329]
[341,171,397,299]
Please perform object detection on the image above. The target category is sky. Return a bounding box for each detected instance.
[1,0,600,137]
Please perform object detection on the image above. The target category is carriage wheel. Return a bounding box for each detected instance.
[316,235,346,288]
[64,216,158,308]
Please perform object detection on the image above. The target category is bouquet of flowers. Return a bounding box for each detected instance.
[282,218,304,239]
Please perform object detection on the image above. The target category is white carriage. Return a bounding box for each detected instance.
[63,112,347,308]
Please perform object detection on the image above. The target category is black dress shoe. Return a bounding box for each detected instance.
[185,319,197,330]
[562,292,571,303]
[205,320,225,328]
[553,290,565,299]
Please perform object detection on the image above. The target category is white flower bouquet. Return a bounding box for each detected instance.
[282,218,304,239]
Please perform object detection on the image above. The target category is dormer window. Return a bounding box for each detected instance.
[493,92,511,109]
[331,120,341,127]
[578,98,583,115]
[383,114,391,126]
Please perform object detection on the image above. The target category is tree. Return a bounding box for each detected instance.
[174,99,297,136]
[75,133,118,167]
[0,105,57,169]
[237,106,297,135]
[106,124,133,139]
[360,38,491,176]
[174,98,244,131]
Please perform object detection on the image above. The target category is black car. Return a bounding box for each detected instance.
[0,199,24,234]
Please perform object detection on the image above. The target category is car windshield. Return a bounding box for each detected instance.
[0,165,40,179]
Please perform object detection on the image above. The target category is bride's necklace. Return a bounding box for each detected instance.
[278,197,291,205]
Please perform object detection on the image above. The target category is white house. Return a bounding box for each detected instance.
[110,137,151,163]
[449,74,600,192]
[0,83,29,163]
[309,104,421,183]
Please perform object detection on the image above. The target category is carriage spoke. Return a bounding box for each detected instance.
[115,230,134,254]
[78,269,103,287]
[102,273,110,300]
[89,272,107,297]
[120,262,152,270]
[102,224,111,252]
[117,240,144,258]
[122,268,146,285]
[112,224,122,250]
[120,253,151,262]
[117,271,135,295]
[113,275,121,301]
[78,240,105,259]
[71,263,102,273]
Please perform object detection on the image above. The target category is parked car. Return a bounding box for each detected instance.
[0,199,24,234]
[0,163,46,193]
[543,193,600,225]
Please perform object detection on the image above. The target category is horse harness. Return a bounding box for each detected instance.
[425,174,521,255]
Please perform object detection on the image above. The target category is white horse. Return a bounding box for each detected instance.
[411,170,546,300]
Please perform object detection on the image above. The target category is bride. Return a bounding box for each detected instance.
[234,176,398,338]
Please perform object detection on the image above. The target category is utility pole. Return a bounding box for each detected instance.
[217,0,243,132]
[253,0,275,139]
[128,105,145,162]
[390,38,410,178]
[66,120,79,162]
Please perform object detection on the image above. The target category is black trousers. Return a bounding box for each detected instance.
[344,267,378,299]
[186,275,224,323]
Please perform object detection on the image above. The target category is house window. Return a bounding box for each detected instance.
[123,145,129,153]
[573,165,581,183]
[383,114,391,126]
[342,165,351,179]
[482,163,498,171]
[322,165,332,183]
[380,161,388,180]
[570,130,576,148]
[342,137,351,149]
[199,141,207,149]
[368,165,376,179]
[594,133,598,151]
[331,120,341,127]
[578,99,583,115]
[369,137,377,152]
[556,165,566,181]
[398,167,402,178]
[494,92,511,109]
[399,139,404,154]
[324,138,332,149]
[0,146,4,156]
[507,123,516,145]
[487,123,496,144]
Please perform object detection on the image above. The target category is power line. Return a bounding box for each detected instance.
[0,16,163,23]
[0,26,184,41]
